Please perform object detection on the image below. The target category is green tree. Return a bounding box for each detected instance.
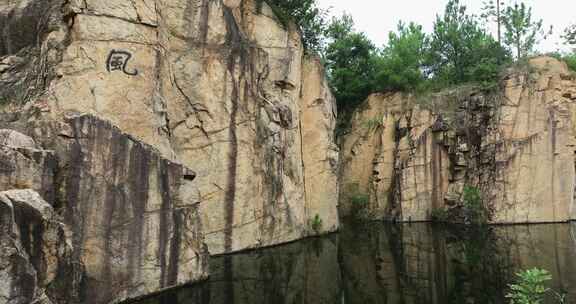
[260,0,327,52]
[429,0,509,87]
[563,24,576,45]
[373,22,429,92]
[501,2,551,59]
[324,14,378,114]
[481,0,506,44]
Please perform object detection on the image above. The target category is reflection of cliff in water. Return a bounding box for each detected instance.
[134,223,576,304]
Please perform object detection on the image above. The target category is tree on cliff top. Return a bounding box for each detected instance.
[429,0,510,87]
[563,24,576,45]
[501,2,551,59]
[481,0,506,44]
[324,14,378,114]
[373,22,429,92]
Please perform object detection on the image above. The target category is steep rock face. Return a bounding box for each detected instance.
[339,93,450,221]
[0,189,76,304]
[1,0,339,255]
[57,115,209,304]
[340,57,576,223]
[0,116,209,304]
[299,57,340,234]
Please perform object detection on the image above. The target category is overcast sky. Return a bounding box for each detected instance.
[317,0,575,53]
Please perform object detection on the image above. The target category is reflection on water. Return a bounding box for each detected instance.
[134,223,576,304]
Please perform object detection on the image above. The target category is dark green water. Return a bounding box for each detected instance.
[135,222,576,304]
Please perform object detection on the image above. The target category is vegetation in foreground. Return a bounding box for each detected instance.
[507,268,566,304]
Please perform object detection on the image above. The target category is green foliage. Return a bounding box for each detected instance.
[549,51,576,72]
[501,2,551,60]
[481,0,505,43]
[428,0,511,87]
[310,214,323,234]
[323,0,512,119]
[563,24,576,45]
[373,22,429,92]
[259,0,327,52]
[430,208,449,222]
[506,268,552,304]
[462,185,489,225]
[324,14,378,114]
[362,115,384,131]
[564,52,576,72]
[350,193,369,215]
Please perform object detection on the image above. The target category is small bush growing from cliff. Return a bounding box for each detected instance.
[310,214,323,234]
[430,208,449,222]
[462,185,489,225]
[349,193,369,216]
[362,115,384,131]
[507,268,565,304]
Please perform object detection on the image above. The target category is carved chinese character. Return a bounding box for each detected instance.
[106,50,138,76]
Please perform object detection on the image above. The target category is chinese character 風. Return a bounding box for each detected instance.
[106,50,138,76]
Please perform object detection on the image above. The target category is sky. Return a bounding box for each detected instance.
[316,0,575,53]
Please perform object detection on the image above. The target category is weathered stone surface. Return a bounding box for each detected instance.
[0,189,76,304]
[57,115,209,304]
[340,57,576,223]
[0,115,210,304]
[300,56,340,234]
[340,93,449,221]
[485,57,576,223]
[0,132,57,202]
[1,0,340,301]
[2,0,339,256]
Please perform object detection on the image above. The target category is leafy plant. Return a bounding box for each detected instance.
[501,2,552,60]
[324,14,378,116]
[350,193,369,215]
[310,214,323,234]
[462,185,489,224]
[428,0,510,87]
[481,0,506,44]
[373,22,429,92]
[430,208,449,222]
[563,24,576,45]
[362,115,384,131]
[506,268,553,304]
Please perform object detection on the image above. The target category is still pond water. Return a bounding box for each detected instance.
[134,222,576,304]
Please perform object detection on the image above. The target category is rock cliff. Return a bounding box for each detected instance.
[1,0,339,255]
[0,0,339,303]
[340,57,576,223]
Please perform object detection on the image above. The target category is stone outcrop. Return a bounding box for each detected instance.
[58,115,209,304]
[0,189,76,304]
[340,57,576,223]
[1,117,209,304]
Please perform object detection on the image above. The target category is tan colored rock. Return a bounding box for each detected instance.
[57,115,208,304]
[340,56,576,223]
[0,141,57,202]
[487,57,576,223]
[340,93,448,220]
[300,56,340,233]
[2,3,340,303]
